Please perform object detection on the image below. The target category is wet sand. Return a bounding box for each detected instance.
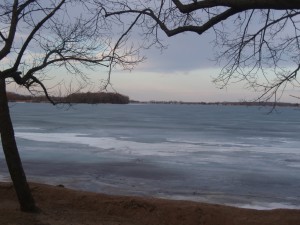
[1,182,300,225]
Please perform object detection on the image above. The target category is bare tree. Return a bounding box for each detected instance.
[0,0,139,212]
[99,0,300,102]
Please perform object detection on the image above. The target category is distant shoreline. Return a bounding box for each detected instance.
[130,100,300,107]
[9,99,300,108]
[7,91,300,107]
[7,91,129,104]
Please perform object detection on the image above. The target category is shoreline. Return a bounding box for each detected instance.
[1,182,300,225]
[2,174,299,211]
[1,157,300,211]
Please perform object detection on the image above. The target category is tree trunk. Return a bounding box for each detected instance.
[0,77,37,212]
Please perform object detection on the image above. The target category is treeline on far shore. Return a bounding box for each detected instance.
[130,100,300,107]
[7,92,130,104]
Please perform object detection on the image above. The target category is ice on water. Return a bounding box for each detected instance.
[1,103,300,209]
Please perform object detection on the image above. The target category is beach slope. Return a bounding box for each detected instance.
[1,182,299,225]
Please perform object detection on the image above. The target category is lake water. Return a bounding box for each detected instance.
[1,103,300,209]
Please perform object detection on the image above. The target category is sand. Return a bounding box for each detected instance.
[0,182,299,225]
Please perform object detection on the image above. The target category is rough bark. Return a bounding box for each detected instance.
[0,77,37,212]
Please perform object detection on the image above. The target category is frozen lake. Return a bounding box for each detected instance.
[1,103,300,209]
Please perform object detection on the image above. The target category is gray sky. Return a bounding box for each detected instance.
[100,6,300,103]
[5,1,300,103]
[7,28,299,102]
[106,31,298,103]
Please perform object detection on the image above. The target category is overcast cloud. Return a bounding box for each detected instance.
[134,32,217,74]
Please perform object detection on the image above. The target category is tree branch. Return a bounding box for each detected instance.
[0,0,18,61]
[171,0,300,13]
[106,7,241,36]
[28,76,56,105]
[12,0,66,71]
[0,32,7,42]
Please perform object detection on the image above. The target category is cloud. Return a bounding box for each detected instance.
[134,32,217,74]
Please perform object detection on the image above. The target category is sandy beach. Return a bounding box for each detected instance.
[1,182,299,225]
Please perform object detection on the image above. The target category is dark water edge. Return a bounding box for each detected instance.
[1,157,300,210]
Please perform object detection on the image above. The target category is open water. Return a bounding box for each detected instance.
[1,103,300,209]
